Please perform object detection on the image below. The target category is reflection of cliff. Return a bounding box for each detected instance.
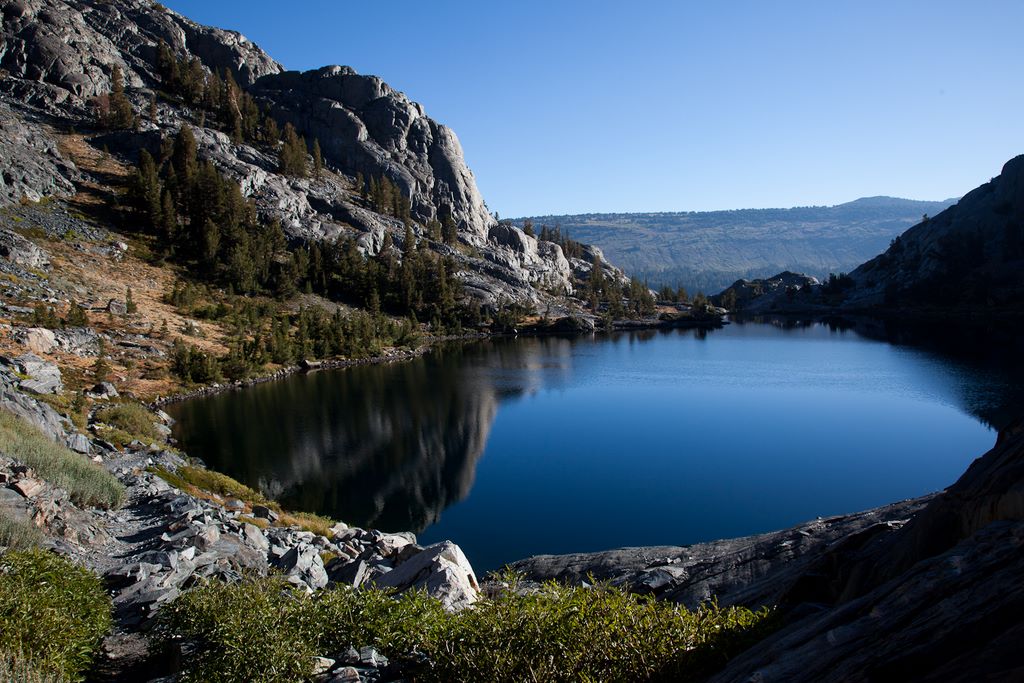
[170,336,584,533]
[735,315,1024,430]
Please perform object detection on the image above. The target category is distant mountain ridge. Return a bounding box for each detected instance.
[516,196,957,294]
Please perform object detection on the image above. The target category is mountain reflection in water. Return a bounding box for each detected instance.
[169,320,1024,570]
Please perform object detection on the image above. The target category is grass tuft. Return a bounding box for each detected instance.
[0,409,124,509]
[0,651,69,683]
[0,514,43,552]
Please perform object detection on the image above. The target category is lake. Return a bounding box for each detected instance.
[168,318,1023,572]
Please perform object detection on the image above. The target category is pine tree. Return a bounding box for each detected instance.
[262,116,280,145]
[104,65,136,129]
[64,302,88,327]
[424,219,440,241]
[131,150,162,230]
[172,125,198,186]
[312,138,323,180]
[279,123,308,177]
[92,338,110,383]
[156,40,179,86]
[200,218,221,271]
[160,190,178,244]
[126,287,137,314]
[440,207,458,244]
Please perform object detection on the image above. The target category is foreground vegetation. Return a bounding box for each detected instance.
[0,409,124,509]
[0,550,112,682]
[0,652,68,683]
[161,574,774,683]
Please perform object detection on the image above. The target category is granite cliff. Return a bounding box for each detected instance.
[0,0,625,308]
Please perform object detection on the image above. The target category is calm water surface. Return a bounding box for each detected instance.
[168,319,1022,572]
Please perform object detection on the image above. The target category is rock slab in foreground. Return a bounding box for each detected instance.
[373,540,480,611]
[508,497,927,610]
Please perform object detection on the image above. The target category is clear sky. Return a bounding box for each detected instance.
[162,1,1023,217]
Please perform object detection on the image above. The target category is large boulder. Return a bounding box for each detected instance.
[372,540,479,611]
[10,352,62,394]
[14,327,56,354]
[0,228,50,270]
[0,369,68,442]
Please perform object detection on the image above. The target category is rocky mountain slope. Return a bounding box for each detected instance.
[517,196,956,294]
[712,156,1024,316]
[0,0,625,309]
[842,155,1024,312]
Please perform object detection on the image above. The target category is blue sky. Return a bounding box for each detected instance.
[163,1,1023,217]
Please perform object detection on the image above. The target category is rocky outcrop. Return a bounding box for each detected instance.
[0,0,626,309]
[252,66,493,241]
[0,102,78,204]
[485,224,574,294]
[508,497,928,610]
[0,0,281,102]
[714,270,819,313]
[0,369,68,442]
[843,155,1024,311]
[5,352,62,394]
[708,518,1024,683]
[0,225,51,270]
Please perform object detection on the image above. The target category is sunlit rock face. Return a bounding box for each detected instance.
[251,66,494,244]
[1,0,626,308]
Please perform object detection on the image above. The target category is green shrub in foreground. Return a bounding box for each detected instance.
[160,574,775,683]
[0,650,69,683]
[160,576,317,683]
[0,409,124,509]
[0,550,113,682]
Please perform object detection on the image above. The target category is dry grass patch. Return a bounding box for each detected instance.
[151,465,340,538]
[0,409,124,509]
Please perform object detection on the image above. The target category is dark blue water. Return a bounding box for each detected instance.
[168,319,1021,572]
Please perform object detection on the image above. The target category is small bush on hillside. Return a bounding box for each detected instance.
[94,402,162,445]
[0,550,112,682]
[159,574,775,683]
[0,513,43,551]
[0,410,124,509]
